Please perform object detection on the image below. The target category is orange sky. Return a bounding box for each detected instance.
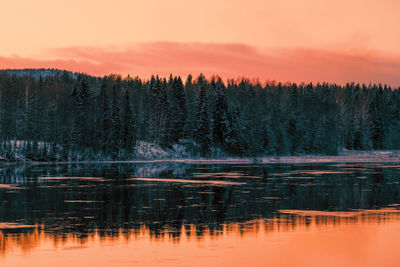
[1,0,400,85]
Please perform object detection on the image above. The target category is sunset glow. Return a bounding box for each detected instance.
[2,213,400,267]
[1,0,400,85]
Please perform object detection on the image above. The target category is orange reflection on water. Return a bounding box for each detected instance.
[1,209,400,267]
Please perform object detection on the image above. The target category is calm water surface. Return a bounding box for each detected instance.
[1,162,400,266]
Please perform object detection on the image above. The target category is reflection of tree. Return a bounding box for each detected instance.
[0,163,400,253]
[2,209,400,255]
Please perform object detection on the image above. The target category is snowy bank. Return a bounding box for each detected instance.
[3,153,400,166]
[1,139,400,164]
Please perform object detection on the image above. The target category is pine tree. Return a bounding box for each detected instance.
[159,79,170,147]
[183,74,196,139]
[185,74,193,89]
[195,75,211,156]
[149,76,170,147]
[23,77,39,141]
[122,89,135,154]
[110,79,121,159]
[169,77,186,143]
[226,106,245,155]
[71,74,91,146]
[100,78,111,153]
[212,78,229,147]
[370,86,385,149]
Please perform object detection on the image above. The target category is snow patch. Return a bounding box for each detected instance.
[135,141,169,159]
[134,141,192,160]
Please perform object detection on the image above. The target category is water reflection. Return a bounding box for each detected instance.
[0,162,400,266]
[2,208,400,254]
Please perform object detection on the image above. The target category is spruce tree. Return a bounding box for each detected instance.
[149,76,170,147]
[71,74,91,146]
[122,89,135,154]
[110,79,121,158]
[195,75,211,156]
[159,79,170,147]
[169,77,186,143]
[212,78,229,147]
[100,78,111,153]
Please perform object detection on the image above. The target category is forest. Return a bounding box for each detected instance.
[0,69,400,161]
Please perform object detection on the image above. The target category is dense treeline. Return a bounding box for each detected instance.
[0,70,400,160]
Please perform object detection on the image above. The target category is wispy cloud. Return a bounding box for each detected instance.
[1,42,400,86]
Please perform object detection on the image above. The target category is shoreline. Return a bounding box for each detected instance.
[1,152,400,165]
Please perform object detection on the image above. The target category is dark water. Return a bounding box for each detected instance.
[1,162,400,266]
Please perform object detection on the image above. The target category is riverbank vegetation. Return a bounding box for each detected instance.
[0,69,400,161]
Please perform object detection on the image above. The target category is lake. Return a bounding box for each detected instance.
[0,162,400,266]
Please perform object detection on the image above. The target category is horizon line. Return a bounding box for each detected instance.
[1,67,399,88]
